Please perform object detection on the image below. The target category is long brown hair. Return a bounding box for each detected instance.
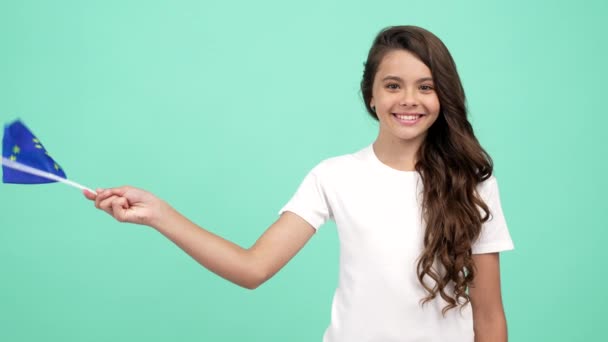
[361,26,493,315]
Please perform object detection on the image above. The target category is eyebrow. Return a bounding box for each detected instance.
[382,76,434,83]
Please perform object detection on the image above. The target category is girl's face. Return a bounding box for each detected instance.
[370,49,440,146]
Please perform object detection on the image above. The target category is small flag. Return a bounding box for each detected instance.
[2,119,95,194]
[2,119,66,184]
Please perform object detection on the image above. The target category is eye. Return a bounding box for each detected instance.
[420,84,434,91]
[385,83,400,90]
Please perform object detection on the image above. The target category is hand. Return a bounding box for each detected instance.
[83,186,169,227]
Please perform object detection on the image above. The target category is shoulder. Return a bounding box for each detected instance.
[309,146,370,177]
[476,174,500,196]
[476,174,508,214]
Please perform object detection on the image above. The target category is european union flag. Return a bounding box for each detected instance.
[2,119,67,184]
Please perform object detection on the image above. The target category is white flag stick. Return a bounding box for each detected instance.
[2,157,97,195]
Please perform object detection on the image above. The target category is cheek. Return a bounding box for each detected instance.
[377,94,399,110]
[428,97,441,115]
[433,104,441,116]
[424,98,441,124]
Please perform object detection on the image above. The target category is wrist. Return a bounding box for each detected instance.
[149,199,176,231]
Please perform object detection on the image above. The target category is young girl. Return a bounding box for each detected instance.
[85,25,514,342]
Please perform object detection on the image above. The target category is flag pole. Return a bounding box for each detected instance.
[2,157,97,195]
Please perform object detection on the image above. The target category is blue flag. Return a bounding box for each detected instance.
[2,119,67,184]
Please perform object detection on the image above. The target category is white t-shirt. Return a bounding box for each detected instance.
[279,145,514,342]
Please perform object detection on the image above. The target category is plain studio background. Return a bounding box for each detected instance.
[1,0,606,341]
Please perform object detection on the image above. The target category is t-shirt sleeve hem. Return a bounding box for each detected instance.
[472,241,515,254]
[278,207,323,230]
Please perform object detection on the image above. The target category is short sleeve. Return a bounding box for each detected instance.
[278,165,332,230]
[472,176,515,254]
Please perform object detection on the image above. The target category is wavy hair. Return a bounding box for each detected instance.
[361,26,494,315]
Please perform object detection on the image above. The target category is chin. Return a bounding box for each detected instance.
[392,133,425,143]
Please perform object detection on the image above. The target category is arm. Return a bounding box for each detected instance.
[469,253,508,342]
[84,187,316,290]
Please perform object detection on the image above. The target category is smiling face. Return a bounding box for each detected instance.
[370,49,440,147]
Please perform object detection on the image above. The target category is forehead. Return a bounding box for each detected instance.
[376,49,432,80]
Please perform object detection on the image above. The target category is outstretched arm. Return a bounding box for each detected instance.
[469,253,508,342]
[84,187,316,289]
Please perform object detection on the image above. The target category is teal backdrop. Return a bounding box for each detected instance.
[1,0,606,341]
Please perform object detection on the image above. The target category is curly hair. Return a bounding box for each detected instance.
[360,25,493,315]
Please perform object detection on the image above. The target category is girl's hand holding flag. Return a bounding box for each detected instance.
[83,187,171,228]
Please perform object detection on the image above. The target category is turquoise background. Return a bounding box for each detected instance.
[1,0,606,340]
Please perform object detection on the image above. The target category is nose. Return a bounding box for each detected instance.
[399,89,418,107]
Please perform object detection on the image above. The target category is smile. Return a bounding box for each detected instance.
[392,113,424,125]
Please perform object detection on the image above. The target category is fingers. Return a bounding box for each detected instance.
[94,189,109,209]
[97,195,132,222]
[83,189,97,201]
[98,195,119,216]
[111,196,130,222]
[89,186,148,224]
[94,187,125,207]
[103,186,130,197]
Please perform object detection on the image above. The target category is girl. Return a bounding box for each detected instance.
[85,26,514,342]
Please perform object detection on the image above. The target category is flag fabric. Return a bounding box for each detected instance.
[2,119,67,184]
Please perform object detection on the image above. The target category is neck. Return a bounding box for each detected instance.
[372,134,425,172]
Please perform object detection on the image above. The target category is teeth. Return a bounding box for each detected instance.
[395,114,420,121]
